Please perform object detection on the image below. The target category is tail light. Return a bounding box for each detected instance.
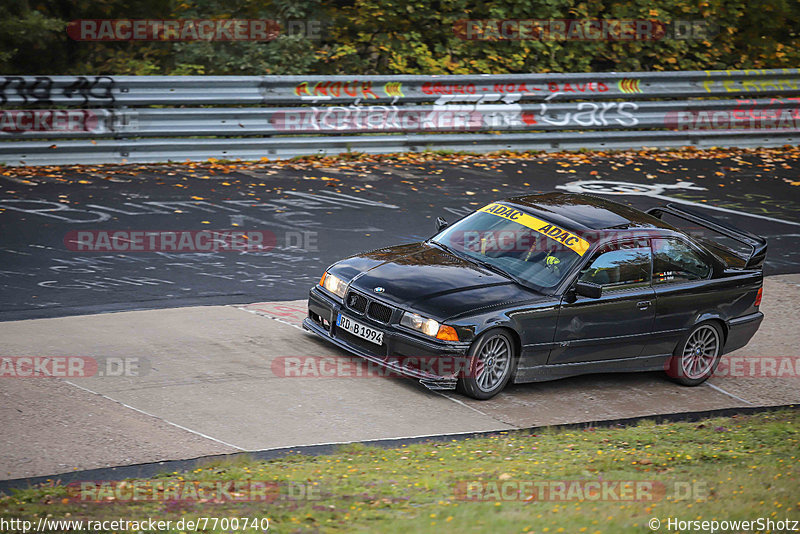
[754,287,763,307]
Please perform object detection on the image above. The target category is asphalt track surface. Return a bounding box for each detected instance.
[1,150,800,321]
[1,150,799,483]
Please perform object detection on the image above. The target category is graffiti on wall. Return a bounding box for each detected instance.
[0,76,116,105]
[702,69,800,93]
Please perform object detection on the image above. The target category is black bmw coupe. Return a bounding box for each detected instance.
[303,193,766,399]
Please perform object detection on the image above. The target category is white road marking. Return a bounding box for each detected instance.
[557,180,800,227]
[235,301,763,425]
[233,305,305,331]
[704,382,753,406]
[662,195,800,227]
[62,379,249,451]
[435,392,520,427]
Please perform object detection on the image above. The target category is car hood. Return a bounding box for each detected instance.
[329,242,541,320]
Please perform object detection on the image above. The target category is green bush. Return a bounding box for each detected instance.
[1,0,798,75]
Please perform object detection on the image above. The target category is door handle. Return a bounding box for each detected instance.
[637,300,651,310]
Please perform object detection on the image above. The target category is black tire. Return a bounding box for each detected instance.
[666,321,723,386]
[457,329,517,400]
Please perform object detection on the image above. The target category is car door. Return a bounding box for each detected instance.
[641,237,715,356]
[549,238,655,365]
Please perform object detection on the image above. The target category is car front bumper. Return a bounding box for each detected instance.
[302,286,471,390]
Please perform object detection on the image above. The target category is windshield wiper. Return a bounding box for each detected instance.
[428,240,522,285]
[466,255,524,284]
[427,239,463,258]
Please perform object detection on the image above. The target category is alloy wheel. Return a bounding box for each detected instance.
[680,324,720,379]
[474,335,512,392]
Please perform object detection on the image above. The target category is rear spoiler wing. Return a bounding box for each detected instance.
[646,204,767,270]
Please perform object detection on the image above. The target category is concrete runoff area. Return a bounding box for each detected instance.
[0,274,798,481]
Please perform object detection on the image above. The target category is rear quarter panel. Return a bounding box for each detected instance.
[644,270,763,356]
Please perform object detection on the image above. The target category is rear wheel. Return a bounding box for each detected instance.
[666,322,722,386]
[457,329,516,400]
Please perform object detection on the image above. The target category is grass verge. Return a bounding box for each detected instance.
[1,410,798,533]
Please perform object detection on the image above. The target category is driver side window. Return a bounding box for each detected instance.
[579,241,651,291]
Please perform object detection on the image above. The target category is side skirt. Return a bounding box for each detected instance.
[514,354,672,384]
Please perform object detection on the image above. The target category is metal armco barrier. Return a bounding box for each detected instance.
[1,69,799,165]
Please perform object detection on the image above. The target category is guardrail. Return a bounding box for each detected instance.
[1,69,799,165]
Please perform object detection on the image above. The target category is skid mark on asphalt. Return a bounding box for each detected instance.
[63,380,249,451]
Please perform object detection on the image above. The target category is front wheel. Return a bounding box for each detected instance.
[457,330,516,400]
[666,322,723,386]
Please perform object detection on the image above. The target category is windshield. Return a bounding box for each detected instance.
[432,203,592,290]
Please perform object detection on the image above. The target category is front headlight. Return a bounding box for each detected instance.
[400,312,459,341]
[401,312,440,337]
[320,271,347,299]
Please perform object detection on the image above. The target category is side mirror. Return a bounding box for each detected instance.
[575,280,603,299]
[435,217,449,232]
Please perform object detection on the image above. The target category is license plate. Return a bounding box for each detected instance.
[337,313,384,345]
